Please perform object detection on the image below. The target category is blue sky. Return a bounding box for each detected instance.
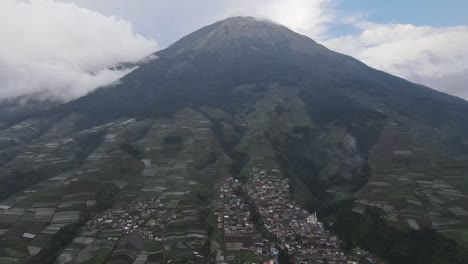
[339,0,468,27]
[327,0,468,38]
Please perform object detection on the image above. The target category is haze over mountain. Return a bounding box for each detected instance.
[0,17,467,264]
[54,0,468,100]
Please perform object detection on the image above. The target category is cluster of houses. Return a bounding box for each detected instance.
[86,198,161,239]
[246,167,348,264]
[219,178,278,263]
[217,169,382,264]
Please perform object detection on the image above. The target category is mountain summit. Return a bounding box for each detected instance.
[156,16,363,80]
[1,17,468,264]
[162,16,330,57]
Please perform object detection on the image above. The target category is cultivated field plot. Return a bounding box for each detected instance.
[0,119,154,263]
[49,109,226,264]
[356,122,468,242]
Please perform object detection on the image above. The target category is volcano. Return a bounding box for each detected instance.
[0,17,468,264]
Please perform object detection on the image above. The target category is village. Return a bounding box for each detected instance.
[85,198,162,239]
[218,165,384,264]
[246,167,347,264]
[219,178,277,263]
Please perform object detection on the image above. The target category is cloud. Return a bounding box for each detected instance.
[0,0,158,101]
[58,0,336,45]
[323,22,468,99]
[222,0,335,39]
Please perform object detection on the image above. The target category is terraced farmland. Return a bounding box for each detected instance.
[0,109,231,264]
[356,121,468,242]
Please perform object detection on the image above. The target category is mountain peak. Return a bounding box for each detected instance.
[217,15,257,24]
[210,16,290,41]
[161,16,328,58]
[214,16,278,32]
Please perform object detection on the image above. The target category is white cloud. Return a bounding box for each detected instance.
[222,0,334,39]
[323,22,468,99]
[0,0,158,101]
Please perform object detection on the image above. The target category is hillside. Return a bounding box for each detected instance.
[0,16,467,263]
